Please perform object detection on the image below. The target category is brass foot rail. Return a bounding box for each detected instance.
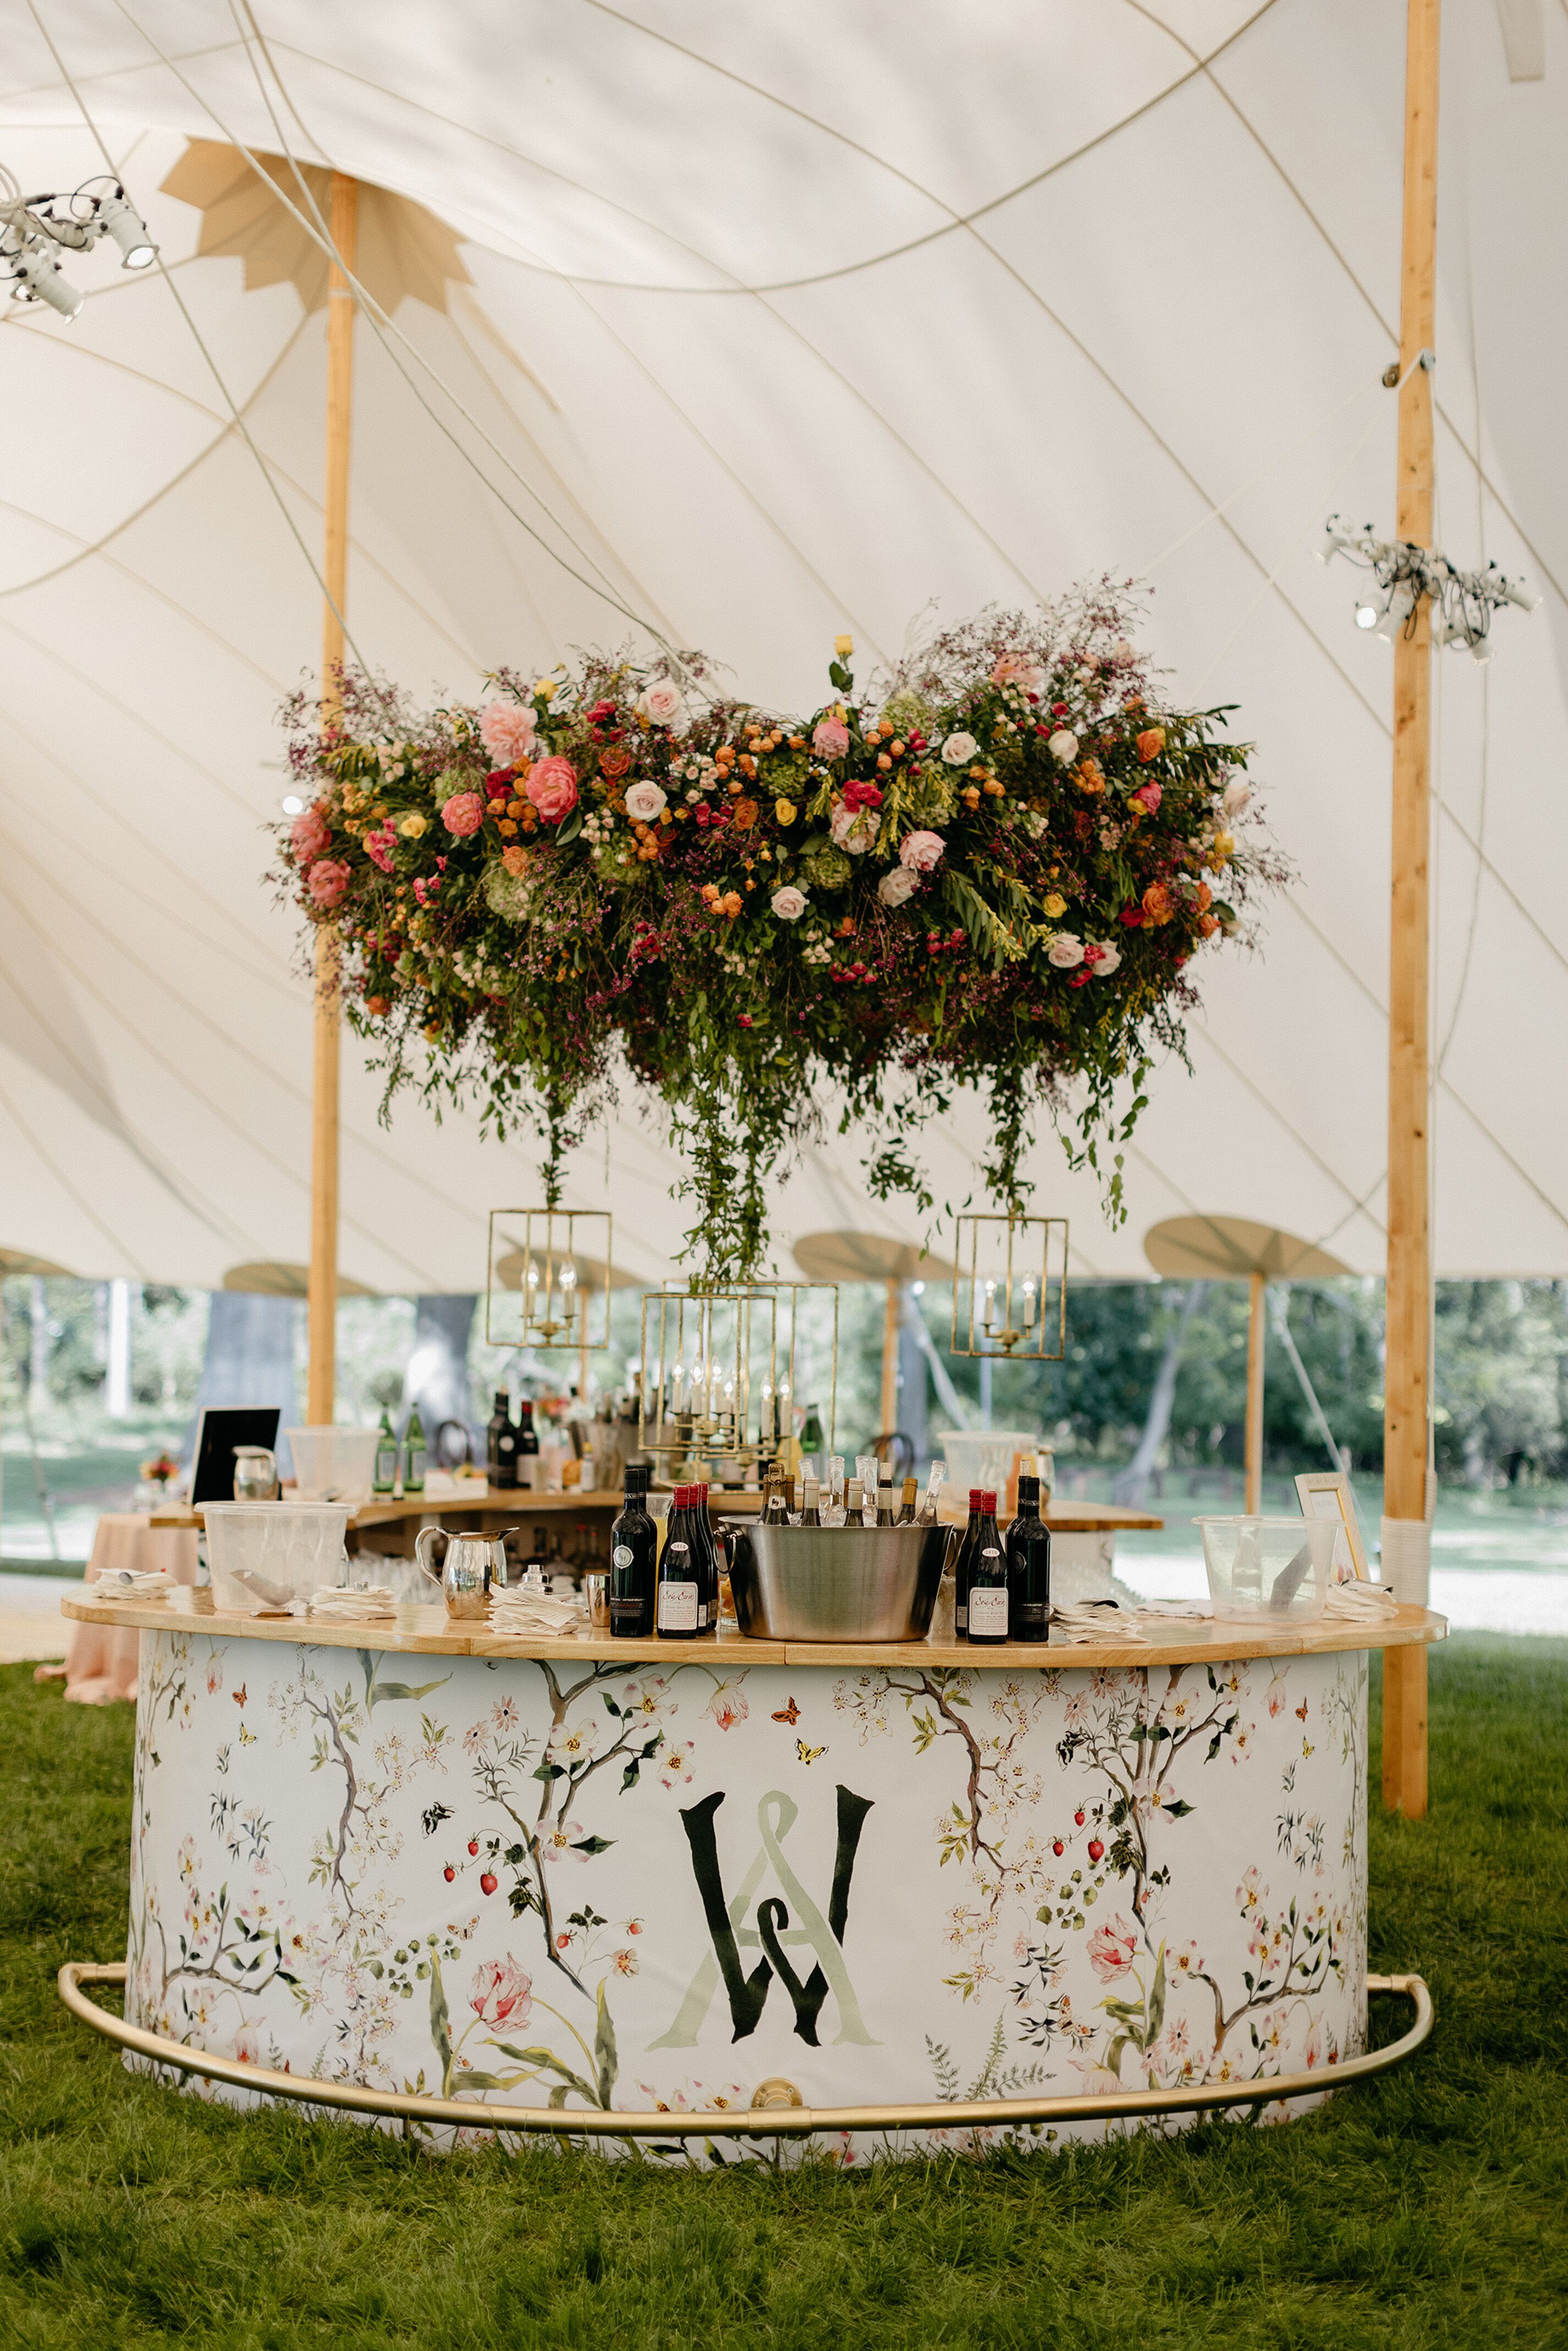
[58,1964,1430,2141]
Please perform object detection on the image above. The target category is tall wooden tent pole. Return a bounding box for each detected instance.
[880,1279,900,1437]
[1383,0,1439,1817]
[1243,1272,1265,1515]
[307,172,359,1425]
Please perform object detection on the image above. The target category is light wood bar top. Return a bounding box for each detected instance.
[149,1490,1165,1535]
[62,1587,1444,1673]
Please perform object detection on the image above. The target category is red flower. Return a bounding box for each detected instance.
[841,778,884,813]
[1119,907,1145,927]
[484,769,515,799]
[737,1013,754,1027]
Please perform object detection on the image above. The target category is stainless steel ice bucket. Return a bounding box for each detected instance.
[724,1521,950,1642]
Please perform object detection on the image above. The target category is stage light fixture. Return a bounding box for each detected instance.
[10,244,83,319]
[96,188,156,269]
[1,162,159,322]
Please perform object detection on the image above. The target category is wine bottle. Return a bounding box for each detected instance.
[609,1465,656,1638]
[801,1401,826,1457]
[800,1477,822,1527]
[693,1483,720,1627]
[373,1409,397,1495]
[401,1408,427,1496]
[762,1472,789,1526]
[917,1462,948,1524]
[896,1475,917,1526]
[516,1398,540,1491]
[952,1488,982,1636]
[487,1390,518,1491]
[657,1538,702,1638]
[875,1473,897,1527]
[966,1540,1010,1644]
[1007,1473,1051,1643]
[845,1476,864,1526]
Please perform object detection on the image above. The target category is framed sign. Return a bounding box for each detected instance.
[1294,1470,1369,1582]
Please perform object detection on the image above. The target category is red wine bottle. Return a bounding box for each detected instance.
[952,1488,982,1637]
[966,1537,1010,1644]
[693,1482,720,1628]
[963,1492,1005,1643]
[1006,1473,1051,1643]
[609,1465,655,1638]
[657,1538,701,1638]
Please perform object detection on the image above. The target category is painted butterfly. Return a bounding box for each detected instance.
[1301,1739,1315,1758]
[238,1724,258,1746]
[796,1738,827,1765]
[772,1697,801,1725]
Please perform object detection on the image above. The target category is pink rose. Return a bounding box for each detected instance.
[1046,933,1085,969]
[1130,780,1161,812]
[441,791,484,838]
[291,804,330,862]
[478,702,537,766]
[771,885,807,921]
[624,781,668,823]
[877,865,917,907]
[992,652,1045,691]
[829,801,875,855]
[899,829,945,873]
[364,824,395,874]
[638,679,685,727]
[307,858,350,910]
[812,715,850,759]
[1088,1914,1139,1983]
[469,1954,533,2029]
[527,756,579,824]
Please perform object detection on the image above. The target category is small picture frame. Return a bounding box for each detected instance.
[1294,1470,1369,1582]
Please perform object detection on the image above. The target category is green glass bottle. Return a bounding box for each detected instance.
[373,1409,397,1495]
[401,1407,428,1496]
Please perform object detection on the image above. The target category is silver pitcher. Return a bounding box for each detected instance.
[414,1527,510,1619]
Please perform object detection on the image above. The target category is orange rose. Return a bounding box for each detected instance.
[1142,882,1174,925]
[731,797,760,830]
[1077,760,1105,796]
[1198,912,1219,938]
[365,994,390,1016]
[501,844,531,877]
[1137,727,1166,763]
[1193,879,1212,912]
[599,745,631,780]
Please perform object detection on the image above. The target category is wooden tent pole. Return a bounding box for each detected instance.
[307,171,359,1426]
[1244,1271,1265,1515]
[880,1278,901,1436]
[1383,0,1439,1817]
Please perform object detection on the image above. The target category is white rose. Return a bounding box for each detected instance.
[941,731,977,766]
[638,680,685,728]
[624,781,668,823]
[1047,729,1079,766]
[771,885,807,921]
[1046,933,1085,969]
[1084,941,1121,975]
[1222,779,1252,817]
[877,865,917,907]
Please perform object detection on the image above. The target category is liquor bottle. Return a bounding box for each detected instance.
[875,1473,897,1527]
[373,1409,397,1495]
[657,1538,702,1638]
[952,1488,982,1637]
[800,1476,822,1527]
[401,1408,427,1495]
[609,1466,657,1638]
[1007,1472,1051,1643]
[487,1390,518,1490]
[895,1475,918,1526]
[516,1398,540,1491]
[966,1540,1010,1644]
[801,1401,826,1458]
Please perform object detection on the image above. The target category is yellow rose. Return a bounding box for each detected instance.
[1043,892,1067,918]
[398,811,428,839]
[1211,830,1234,861]
[834,633,854,659]
[774,797,798,827]
[534,676,557,702]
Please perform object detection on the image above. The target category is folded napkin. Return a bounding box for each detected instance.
[1324,1577,1399,1623]
[1049,1600,1151,1644]
[84,1569,177,1601]
[308,1585,398,1619]
[487,1594,588,1638]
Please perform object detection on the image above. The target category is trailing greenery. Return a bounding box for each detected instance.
[277,589,1281,1279]
[2,1640,1565,2345]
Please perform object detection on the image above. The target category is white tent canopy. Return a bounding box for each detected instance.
[1,0,1564,1293]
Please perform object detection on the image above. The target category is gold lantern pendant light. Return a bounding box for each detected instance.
[485,1209,614,1353]
[638,1279,838,1481]
[951,1213,1069,1360]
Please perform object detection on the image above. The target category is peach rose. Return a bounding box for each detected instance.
[1046,933,1085,969]
[291,803,330,861]
[992,652,1045,691]
[478,702,537,766]
[624,782,668,823]
[526,756,579,823]
[771,885,807,921]
[638,679,685,728]
[877,865,917,907]
[1047,729,1079,765]
[501,844,531,877]
[812,715,850,758]
[899,829,946,872]
[307,857,350,910]
[1137,726,1166,763]
[441,791,484,837]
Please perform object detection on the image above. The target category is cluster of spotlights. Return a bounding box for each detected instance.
[1321,515,1537,663]
[1,160,157,321]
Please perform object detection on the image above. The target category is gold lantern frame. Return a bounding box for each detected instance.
[951,1212,1069,1360]
[484,1209,613,1351]
[637,1279,838,1473]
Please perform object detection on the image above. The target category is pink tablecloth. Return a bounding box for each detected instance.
[56,1515,201,1704]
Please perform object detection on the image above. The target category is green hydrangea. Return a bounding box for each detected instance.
[802,843,853,892]
[484,864,533,921]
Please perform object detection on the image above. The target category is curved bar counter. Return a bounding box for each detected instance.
[62,1590,1444,2157]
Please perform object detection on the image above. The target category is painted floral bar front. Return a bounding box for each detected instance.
[128,1631,1367,2158]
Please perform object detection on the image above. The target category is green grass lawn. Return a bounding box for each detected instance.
[2,1640,1565,2348]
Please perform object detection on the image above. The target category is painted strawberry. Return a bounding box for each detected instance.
[468,1838,479,1856]
[1073,1809,1085,1827]
[480,1871,498,1896]
[1052,1840,1065,1857]
[443,1865,456,1882]
[1087,1838,1105,1863]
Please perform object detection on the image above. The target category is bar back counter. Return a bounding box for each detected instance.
[59,1590,1441,2158]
